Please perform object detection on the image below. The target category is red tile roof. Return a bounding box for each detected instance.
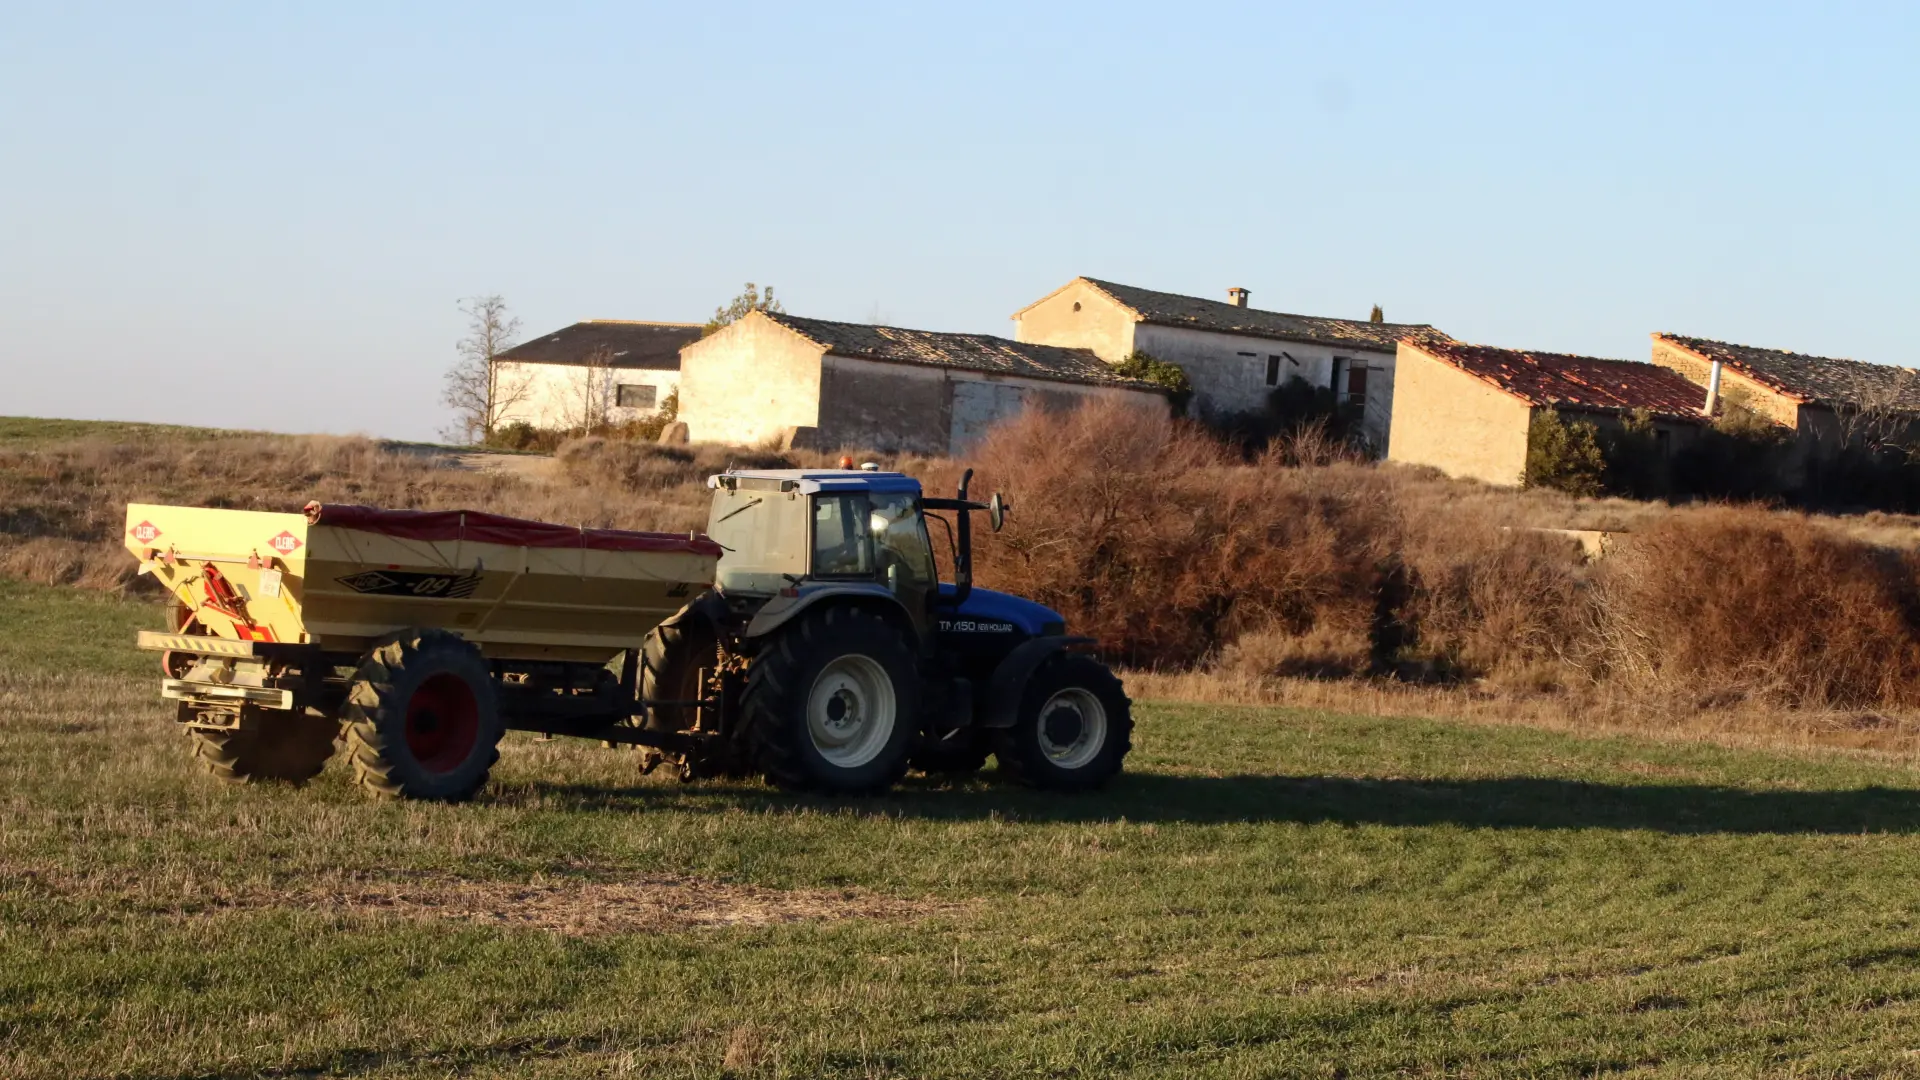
[1413,340,1712,421]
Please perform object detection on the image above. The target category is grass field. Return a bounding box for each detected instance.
[8,578,1920,1077]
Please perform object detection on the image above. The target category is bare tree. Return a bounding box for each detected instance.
[1834,367,1920,456]
[567,344,619,434]
[442,294,531,443]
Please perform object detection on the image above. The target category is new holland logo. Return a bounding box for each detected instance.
[128,520,162,544]
[337,568,483,599]
[268,531,304,554]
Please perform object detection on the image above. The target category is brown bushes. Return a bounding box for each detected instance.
[962,399,1920,713]
[1593,511,1920,709]
[961,402,1398,669]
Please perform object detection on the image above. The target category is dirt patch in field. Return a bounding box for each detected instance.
[304,874,959,935]
[5,864,961,935]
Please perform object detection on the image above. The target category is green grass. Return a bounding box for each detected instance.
[8,578,1920,1077]
[0,415,252,446]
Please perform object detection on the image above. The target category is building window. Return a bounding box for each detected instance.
[1266,355,1283,387]
[616,383,657,409]
[1345,365,1369,407]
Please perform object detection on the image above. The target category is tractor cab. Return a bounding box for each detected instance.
[705,468,1032,649]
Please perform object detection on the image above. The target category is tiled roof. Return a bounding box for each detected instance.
[1655,334,1920,412]
[494,320,702,371]
[1074,277,1450,352]
[765,312,1161,391]
[1415,340,1712,421]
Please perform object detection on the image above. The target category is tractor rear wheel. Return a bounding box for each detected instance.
[343,629,503,802]
[991,653,1132,792]
[186,705,339,785]
[739,607,918,794]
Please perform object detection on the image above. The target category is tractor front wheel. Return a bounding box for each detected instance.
[186,705,339,785]
[343,629,503,802]
[992,653,1132,792]
[739,607,918,795]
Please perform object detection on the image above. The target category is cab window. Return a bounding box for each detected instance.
[811,494,874,577]
[870,492,936,596]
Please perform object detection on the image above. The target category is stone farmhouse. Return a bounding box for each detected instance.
[1388,339,1714,486]
[678,310,1166,456]
[491,320,700,431]
[1650,333,1920,446]
[1011,276,1449,452]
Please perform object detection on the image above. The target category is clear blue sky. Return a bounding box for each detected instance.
[4,2,1916,441]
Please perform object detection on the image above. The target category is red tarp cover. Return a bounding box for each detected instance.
[304,503,722,558]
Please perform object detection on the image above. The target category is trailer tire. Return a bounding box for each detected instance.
[640,622,712,733]
[343,629,503,802]
[991,653,1132,792]
[187,706,339,785]
[740,606,917,795]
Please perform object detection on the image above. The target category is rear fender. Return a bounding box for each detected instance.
[980,636,1094,728]
[659,591,728,635]
[742,583,914,642]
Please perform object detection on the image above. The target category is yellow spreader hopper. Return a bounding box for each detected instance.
[128,501,718,663]
[126,501,722,799]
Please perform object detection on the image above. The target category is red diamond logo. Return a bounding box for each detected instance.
[269,531,303,554]
[129,521,162,544]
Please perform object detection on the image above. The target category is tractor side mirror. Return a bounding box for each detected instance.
[988,492,1008,533]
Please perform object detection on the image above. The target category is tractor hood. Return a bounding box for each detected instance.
[938,583,1065,637]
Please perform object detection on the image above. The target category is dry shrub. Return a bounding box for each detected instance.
[962,400,1397,669]
[1595,510,1920,709]
[1394,515,1593,687]
[555,438,803,492]
[1215,619,1374,681]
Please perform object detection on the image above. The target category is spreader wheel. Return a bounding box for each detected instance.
[343,629,503,802]
[185,705,340,785]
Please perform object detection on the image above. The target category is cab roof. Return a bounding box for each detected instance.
[708,469,924,495]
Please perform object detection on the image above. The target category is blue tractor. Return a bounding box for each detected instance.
[639,468,1133,794]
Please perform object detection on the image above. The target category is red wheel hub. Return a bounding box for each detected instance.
[404,673,480,774]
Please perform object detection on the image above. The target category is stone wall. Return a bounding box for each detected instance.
[1133,324,1397,447]
[1010,280,1139,363]
[491,362,678,431]
[816,356,950,455]
[819,354,1164,456]
[677,317,823,446]
[1649,337,1801,428]
[1386,343,1533,485]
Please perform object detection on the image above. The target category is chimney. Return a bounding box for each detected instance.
[1226,287,1250,308]
[1702,358,1722,417]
